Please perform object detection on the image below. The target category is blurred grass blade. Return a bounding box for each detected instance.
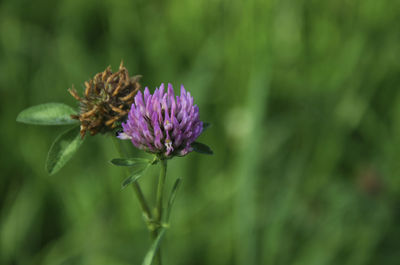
[16,103,78,125]
[111,158,151,167]
[121,169,146,189]
[142,228,166,265]
[191,142,213,155]
[165,178,182,222]
[46,126,84,175]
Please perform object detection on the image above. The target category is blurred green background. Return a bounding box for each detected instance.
[1,0,400,264]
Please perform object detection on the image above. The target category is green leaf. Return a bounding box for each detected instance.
[191,142,214,155]
[17,103,78,125]
[121,169,146,189]
[46,126,84,175]
[203,122,211,132]
[165,178,182,222]
[142,228,166,265]
[111,157,151,167]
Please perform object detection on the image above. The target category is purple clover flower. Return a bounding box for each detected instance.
[118,83,203,158]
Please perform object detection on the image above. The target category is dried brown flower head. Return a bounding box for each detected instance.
[68,62,141,138]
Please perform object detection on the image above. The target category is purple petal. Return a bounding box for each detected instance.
[118,83,203,157]
[144,87,151,103]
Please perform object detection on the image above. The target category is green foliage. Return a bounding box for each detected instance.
[16,103,78,125]
[111,157,152,188]
[165,178,182,222]
[142,228,166,265]
[2,0,400,264]
[121,169,147,189]
[191,142,213,155]
[111,158,152,167]
[46,126,84,175]
[202,122,211,132]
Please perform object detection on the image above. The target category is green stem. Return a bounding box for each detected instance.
[153,159,167,265]
[156,159,167,220]
[131,180,153,222]
[111,137,153,222]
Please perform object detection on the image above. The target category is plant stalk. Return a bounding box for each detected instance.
[153,159,167,265]
[111,137,153,222]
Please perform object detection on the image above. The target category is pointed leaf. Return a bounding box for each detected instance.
[111,157,151,167]
[121,170,146,189]
[165,178,182,222]
[191,142,213,155]
[46,126,84,175]
[17,103,78,125]
[202,122,211,132]
[142,228,166,265]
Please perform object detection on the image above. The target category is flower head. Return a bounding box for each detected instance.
[68,62,141,138]
[118,83,203,158]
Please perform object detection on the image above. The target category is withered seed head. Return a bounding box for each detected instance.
[68,62,141,138]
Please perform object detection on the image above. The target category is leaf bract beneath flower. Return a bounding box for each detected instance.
[191,142,214,155]
[202,122,211,132]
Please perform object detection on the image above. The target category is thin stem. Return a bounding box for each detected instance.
[156,159,167,220]
[111,137,153,222]
[131,180,153,222]
[153,159,167,265]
